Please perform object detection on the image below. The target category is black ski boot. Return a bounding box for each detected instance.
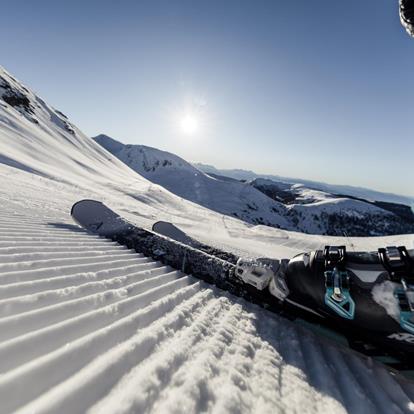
[284,245,414,355]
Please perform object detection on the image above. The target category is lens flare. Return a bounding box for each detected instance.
[180,114,198,134]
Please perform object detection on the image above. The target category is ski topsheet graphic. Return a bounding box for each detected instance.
[71,199,414,377]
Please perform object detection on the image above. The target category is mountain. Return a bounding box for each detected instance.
[93,134,291,229]
[194,163,414,207]
[0,68,147,191]
[0,66,235,235]
[251,178,414,235]
[94,134,414,236]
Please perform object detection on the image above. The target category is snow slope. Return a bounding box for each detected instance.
[252,179,338,204]
[1,66,414,413]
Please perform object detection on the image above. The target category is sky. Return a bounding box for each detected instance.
[1,0,413,197]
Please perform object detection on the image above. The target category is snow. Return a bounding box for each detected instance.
[1,66,414,413]
[372,281,401,323]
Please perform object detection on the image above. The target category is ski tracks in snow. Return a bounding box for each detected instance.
[0,202,414,413]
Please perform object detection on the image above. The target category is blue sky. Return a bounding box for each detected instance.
[1,0,413,196]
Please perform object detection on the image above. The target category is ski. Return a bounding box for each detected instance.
[152,220,239,264]
[71,199,414,378]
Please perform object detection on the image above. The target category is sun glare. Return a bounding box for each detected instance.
[180,114,199,135]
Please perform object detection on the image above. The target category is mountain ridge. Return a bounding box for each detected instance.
[194,162,414,206]
[93,134,414,236]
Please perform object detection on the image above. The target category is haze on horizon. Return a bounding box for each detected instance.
[1,0,413,197]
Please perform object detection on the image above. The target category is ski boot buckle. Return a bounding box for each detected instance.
[379,246,414,334]
[325,267,355,320]
[395,278,414,334]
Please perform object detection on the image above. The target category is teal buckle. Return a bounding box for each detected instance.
[325,268,355,320]
[395,281,414,334]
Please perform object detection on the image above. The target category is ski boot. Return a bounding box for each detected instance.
[282,245,414,354]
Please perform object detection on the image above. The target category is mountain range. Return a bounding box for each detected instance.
[93,134,414,237]
[194,163,414,207]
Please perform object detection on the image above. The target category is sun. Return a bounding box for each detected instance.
[180,114,199,135]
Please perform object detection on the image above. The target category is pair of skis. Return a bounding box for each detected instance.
[71,199,414,379]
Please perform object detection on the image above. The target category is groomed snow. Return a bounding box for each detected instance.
[1,194,414,414]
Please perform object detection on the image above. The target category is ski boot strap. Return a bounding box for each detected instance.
[378,246,414,283]
[379,246,414,334]
[323,246,346,271]
[322,246,355,320]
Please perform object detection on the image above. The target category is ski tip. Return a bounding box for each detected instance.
[70,199,102,217]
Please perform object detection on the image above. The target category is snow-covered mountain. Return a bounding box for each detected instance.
[0,68,148,191]
[251,178,414,236]
[93,134,291,229]
[0,66,238,235]
[195,163,414,207]
[94,134,414,236]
